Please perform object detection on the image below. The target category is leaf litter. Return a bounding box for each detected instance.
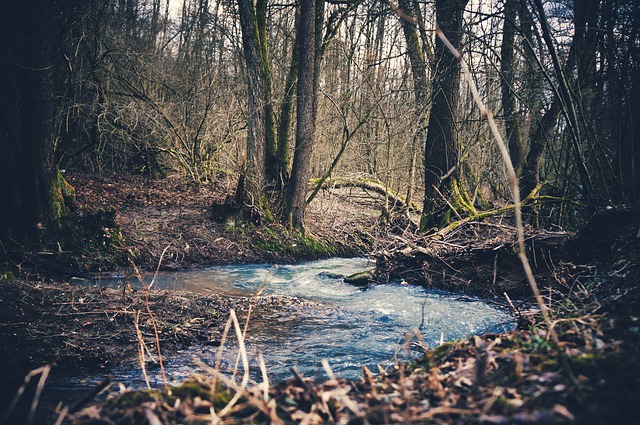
[2,174,639,424]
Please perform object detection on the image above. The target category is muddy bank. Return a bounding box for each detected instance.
[0,275,321,420]
[373,220,573,298]
[0,277,311,380]
[2,173,639,424]
[2,172,383,278]
[66,172,381,272]
[57,212,640,425]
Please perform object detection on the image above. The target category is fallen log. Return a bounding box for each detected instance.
[307,176,422,214]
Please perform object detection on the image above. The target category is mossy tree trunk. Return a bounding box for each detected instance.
[420,0,469,231]
[275,10,300,185]
[397,0,431,215]
[0,0,72,247]
[532,0,596,210]
[256,0,278,184]
[237,0,273,219]
[284,0,317,230]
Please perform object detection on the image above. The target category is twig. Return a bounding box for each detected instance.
[434,24,578,388]
[0,365,51,425]
[148,244,171,290]
[130,258,167,386]
[503,292,519,315]
[134,311,151,389]
[321,359,337,382]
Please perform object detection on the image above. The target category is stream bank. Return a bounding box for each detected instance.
[58,212,638,425]
[1,174,639,424]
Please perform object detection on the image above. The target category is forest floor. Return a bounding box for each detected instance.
[1,172,639,424]
[63,171,384,272]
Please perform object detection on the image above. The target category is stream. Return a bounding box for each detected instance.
[52,258,514,394]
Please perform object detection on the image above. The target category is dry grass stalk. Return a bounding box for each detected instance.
[216,309,250,418]
[433,24,580,387]
[433,25,555,339]
[257,350,270,402]
[0,365,51,425]
[130,257,168,386]
[233,270,268,377]
[133,311,152,389]
[147,244,171,290]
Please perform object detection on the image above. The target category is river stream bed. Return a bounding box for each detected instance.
[54,258,514,393]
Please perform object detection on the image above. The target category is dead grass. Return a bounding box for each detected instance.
[59,260,639,424]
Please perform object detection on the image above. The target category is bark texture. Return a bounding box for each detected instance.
[285,0,317,230]
[0,0,60,245]
[420,0,469,230]
[237,0,269,215]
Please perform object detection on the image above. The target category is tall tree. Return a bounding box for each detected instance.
[284,0,318,230]
[236,0,272,218]
[396,0,431,212]
[420,0,469,230]
[0,0,71,246]
[500,0,524,175]
[532,0,596,209]
[518,0,553,204]
[256,0,278,183]
[275,10,300,184]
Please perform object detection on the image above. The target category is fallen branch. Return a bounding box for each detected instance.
[434,183,544,238]
[308,176,422,214]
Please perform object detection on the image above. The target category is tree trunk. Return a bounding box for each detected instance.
[521,102,561,200]
[256,0,278,183]
[284,0,316,230]
[237,0,269,217]
[632,77,640,204]
[0,0,67,246]
[500,0,524,174]
[420,0,469,231]
[397,0,430,214]
[532,0,596,209]
[275,10,300,184]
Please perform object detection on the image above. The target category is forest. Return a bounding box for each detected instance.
[0,0,639,423]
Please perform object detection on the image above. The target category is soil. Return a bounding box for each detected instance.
[0,171,386,420]
[65,171,383,272]
[1,172,639,424]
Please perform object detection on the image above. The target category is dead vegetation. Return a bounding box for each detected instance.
[58,243,639,425]
[64,172,379,272]
[2,173,639,424]
[7,211,630,425]
[373,219,574,298]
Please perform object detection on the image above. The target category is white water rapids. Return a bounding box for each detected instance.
[54,258,514,393]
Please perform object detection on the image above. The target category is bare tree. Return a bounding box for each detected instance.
[500,0,524,174]
[237,0,271,218]
[420,0,469,230]
[396,0,431,213]
[284,0,318,230]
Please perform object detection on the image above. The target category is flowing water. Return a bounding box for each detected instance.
[53,258,514,394]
